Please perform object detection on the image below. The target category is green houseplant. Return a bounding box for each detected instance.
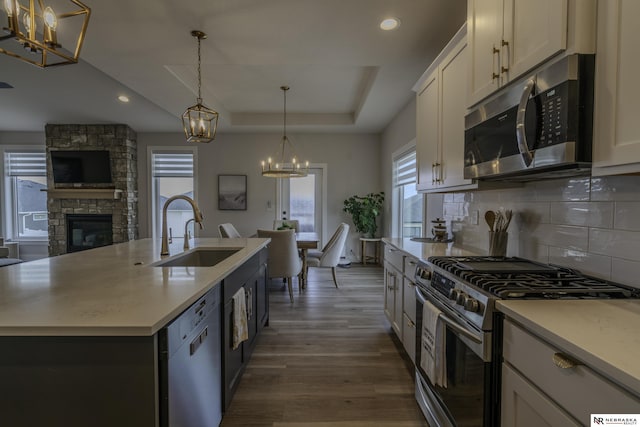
[343,192,385,238]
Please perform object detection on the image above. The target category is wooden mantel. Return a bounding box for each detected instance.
[42,188,123,200]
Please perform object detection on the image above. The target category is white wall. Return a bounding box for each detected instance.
[137,132,381,261]
[379,99,416,237]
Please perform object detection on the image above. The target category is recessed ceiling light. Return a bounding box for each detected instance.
[117,95,130,103]
[380,17,400,31]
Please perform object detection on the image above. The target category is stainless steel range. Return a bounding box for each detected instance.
[414,256,639,427]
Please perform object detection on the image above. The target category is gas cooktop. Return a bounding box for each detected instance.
[428,256,640,300]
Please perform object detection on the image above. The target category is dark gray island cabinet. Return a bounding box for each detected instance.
[0,242,269,427]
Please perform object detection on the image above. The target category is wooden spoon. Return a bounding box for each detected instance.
[485,210,496,232]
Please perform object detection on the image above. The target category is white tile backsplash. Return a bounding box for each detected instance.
[441,175,640,287]
[550,201,614,228]
[614,202,640,231]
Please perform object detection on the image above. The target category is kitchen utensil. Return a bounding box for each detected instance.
[485,211,496,232]
[504,210,513,230]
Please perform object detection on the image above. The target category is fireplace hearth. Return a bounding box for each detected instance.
[66,214,113,253]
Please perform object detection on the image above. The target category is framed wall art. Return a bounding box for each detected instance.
[218,174,247,210]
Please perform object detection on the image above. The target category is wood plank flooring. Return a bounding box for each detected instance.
[221,264,429,427]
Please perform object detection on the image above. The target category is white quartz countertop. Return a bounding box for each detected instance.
[0,238,269,337]
[382,237,480,262]
[497,299,640,397]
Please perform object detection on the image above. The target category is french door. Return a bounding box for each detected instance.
[276,165,326,243]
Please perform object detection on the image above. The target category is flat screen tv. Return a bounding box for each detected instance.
[51,150,113,184]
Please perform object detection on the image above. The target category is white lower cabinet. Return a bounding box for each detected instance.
[383,245,404,337]
[501,363,581,427]
[383,245,419,364]
[502,319,640,426]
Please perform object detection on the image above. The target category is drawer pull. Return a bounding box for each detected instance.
[552,352,582,369]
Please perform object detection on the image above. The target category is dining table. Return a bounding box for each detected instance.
[296,232,319,288]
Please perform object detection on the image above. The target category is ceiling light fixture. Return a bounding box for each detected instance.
[117,95,129,103]
[380,17,400,31]
[0,0,90,67]
[182,30,218,143]
[261,86,309,178]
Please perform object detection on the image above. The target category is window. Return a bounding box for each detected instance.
[3,150,48,240]
[150,151,195,239]
[393,148,423,238]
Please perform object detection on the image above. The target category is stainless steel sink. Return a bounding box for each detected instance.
[152,248,240,267]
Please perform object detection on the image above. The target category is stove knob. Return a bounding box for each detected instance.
[449,289,460,301]
[455,292,467,305]
[464,297,481,313]
[419,268,432,280]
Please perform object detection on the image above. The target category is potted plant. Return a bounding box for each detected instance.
[343,192,385,238]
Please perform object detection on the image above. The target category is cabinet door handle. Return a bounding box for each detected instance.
[501,39,509,47]
[501,66,509,74]
[552,352,582,369]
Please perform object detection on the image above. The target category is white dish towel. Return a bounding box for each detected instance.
[232,287,249,350]
[420,299,447,387]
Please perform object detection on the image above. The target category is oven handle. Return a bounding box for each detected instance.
[415,286,483,345]
[516,78,535,167]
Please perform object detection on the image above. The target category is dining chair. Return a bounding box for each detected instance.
[306,223,350,288]
[257,229,303,303]
[273,219,300,232]
[218,223,241,238]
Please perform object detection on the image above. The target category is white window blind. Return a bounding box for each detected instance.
[393,150,416,187]
[6,152,46,176]
[152,153,194,177]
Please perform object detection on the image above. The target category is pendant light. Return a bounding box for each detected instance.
[0,0,91,67]
[182,30,218,143]
[261,86,309,178]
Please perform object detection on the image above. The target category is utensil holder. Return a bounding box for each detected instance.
[489,231,508,257]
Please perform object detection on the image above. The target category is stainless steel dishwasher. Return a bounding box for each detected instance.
[159,285,222,427]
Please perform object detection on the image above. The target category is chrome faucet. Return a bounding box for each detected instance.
[161,195,203,256]
[184,218,195,250]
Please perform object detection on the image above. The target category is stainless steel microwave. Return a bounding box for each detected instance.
[464,54,595,180]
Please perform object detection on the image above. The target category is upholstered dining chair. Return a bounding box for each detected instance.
[273,219,300,232]
[257,229,302,303]
[306,223,350,288]
[218,223,241,238]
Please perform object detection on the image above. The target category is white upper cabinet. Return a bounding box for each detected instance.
[467,0,596,107]
[415,26,476,193]
[592,0,640,176]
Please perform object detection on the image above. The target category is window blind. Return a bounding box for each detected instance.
[394,150,416,187]
[152,153,194,177]
[6,151,46,176]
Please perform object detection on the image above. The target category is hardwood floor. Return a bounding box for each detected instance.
[221,264,429,427]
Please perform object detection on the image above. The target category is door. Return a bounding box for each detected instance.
[504,0,567,80]
[415,69,439,191]
[467,0,503,106]
[277,166,326,241]
[440,36,473,189]
[593,0,640,175]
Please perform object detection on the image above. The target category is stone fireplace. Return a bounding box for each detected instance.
[45,125,138,256]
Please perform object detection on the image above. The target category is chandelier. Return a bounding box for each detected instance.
[182,30,218,143]
[1,0,90,67]
[261,86,309,178]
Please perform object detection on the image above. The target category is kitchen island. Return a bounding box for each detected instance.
[0,238,270,427]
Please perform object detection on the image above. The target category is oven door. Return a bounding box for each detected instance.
[415,285,495,427]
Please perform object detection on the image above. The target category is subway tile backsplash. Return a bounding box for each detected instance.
[438,176,640,289]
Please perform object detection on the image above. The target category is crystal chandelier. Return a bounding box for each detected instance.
[1,0,90,67]
[261,86,309,178]
[182,30,218,143]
